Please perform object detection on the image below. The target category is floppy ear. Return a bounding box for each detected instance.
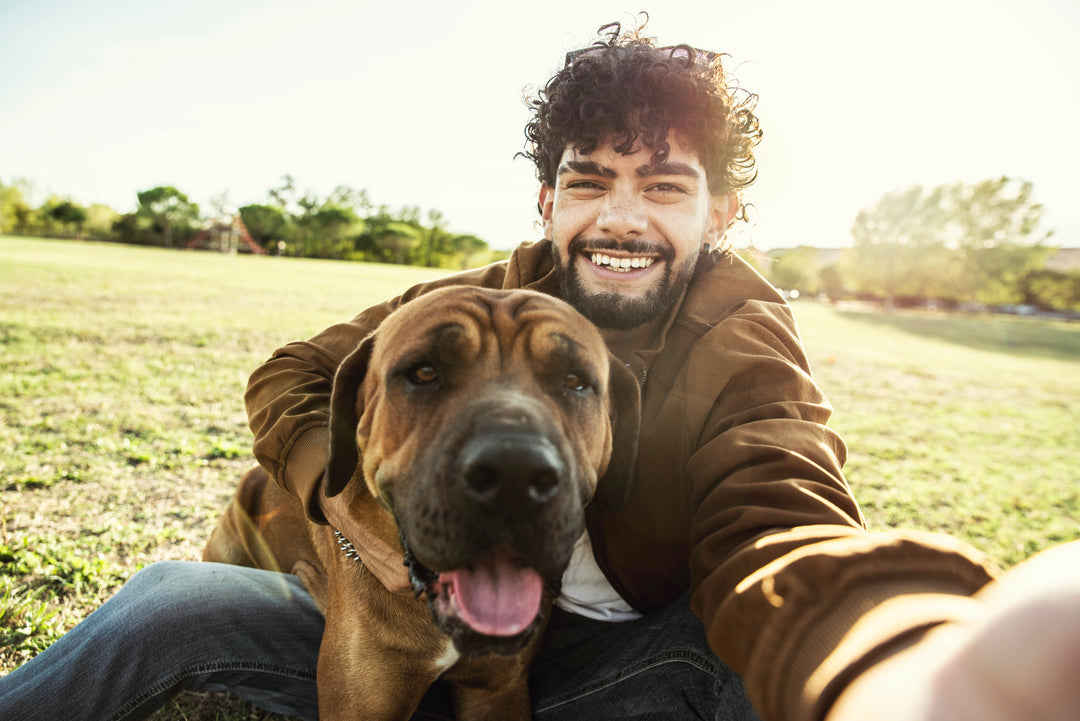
[322,334,376,498]
[594,355,641,509]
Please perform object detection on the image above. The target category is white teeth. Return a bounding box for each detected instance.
[589,253,656,273]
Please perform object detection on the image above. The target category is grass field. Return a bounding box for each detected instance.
[2,235,1078,718]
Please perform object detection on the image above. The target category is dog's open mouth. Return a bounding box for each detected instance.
[404,538,548,656]
[431,549,544,637]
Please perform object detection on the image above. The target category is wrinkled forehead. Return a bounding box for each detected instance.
[373,289,609,369]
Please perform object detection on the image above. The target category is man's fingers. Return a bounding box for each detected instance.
[828,541,1080,721]
[950,541,1080,719]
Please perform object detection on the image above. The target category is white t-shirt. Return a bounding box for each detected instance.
[556,530,642,622]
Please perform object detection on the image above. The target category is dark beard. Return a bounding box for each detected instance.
[552,237,698,331]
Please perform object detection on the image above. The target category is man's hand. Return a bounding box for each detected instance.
[320,488,413,595]
[828,541,1080,721]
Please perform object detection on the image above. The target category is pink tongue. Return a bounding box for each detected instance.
[441,553,543,637]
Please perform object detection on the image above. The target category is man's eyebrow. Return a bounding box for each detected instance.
[637,161,701,179]
[557,160,616,178]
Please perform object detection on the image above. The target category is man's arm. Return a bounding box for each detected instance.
[680,295,998,721]
[245,301,396,522]
[827,540,1080,721]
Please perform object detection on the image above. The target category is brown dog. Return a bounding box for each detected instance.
[204,286,640,720]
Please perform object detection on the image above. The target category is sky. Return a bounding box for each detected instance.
[1,0,1078,251]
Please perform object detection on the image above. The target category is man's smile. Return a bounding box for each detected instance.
[585,251,659,273]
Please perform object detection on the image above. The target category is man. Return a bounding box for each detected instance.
[2,19,1078,721]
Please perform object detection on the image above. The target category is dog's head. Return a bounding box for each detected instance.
[324,286,639,655]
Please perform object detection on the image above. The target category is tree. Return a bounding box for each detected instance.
[84,204,120,240]
[451,234,489,269]
[819,264,845,301]
[112,212,156,245]
[0,179,31,236]
[49,200,88,238]
[239,204,288,250]
[136,186,199,247]
[291,203,364,259]
[848,185,940,309]
[847,178,1051,308]
[267,174,298,213]
[943,177,1053,305]
[768,246,821,296]
[1021,269,1080,312]
[374,221,422,265]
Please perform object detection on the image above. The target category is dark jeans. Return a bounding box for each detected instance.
[0,561,761,720]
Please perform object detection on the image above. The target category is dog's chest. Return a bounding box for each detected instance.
[433,638,461,674]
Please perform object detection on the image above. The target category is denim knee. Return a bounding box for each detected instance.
[531,595,761,721]
[0,561,323,721]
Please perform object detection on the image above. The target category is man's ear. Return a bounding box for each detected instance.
[705,192,739,248]
[538,184,555,239]
[594,354,641,509]
[323,334,376,498]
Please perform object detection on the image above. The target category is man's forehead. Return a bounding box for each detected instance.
[559,140,706,178]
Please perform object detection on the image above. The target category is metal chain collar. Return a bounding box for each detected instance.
[333,530,364,565]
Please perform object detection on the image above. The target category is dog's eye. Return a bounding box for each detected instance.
[408,364,439,385]
[563,372,587,392]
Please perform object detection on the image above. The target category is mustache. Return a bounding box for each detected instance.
[567,237,674,263]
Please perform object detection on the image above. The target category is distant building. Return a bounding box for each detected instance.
[185,214,266,254]
[1046,247,1080,273]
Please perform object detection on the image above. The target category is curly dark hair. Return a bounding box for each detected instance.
[522,17,762,216]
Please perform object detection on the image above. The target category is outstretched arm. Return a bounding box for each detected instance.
[828,540,1080,721]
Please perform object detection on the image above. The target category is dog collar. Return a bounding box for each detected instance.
[333,530,364,564]
[333,529,438,601]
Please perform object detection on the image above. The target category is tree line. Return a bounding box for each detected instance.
[757,177,1079,314]
[0,175,505,270]
[4,173,1076,311]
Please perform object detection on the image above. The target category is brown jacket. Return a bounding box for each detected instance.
[246,240,998,721]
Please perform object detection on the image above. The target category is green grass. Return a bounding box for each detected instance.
[797,301,1080,566]
[0,235,445,719]
[1,235,1078,717]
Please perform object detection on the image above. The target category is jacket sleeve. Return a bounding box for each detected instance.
[244,261,514,523]
[684,299,998,721]
[245,300,397,522]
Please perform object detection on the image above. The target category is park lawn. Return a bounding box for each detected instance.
[1,235,1078,718]
[797,301,1079,566]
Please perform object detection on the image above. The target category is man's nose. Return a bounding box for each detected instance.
[597,190,648,238]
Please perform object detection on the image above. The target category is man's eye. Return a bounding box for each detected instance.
[408,364,439,384]
[566,180,604,191]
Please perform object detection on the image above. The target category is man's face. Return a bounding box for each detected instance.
[539,135,733,331]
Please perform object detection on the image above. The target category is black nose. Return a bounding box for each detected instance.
[459,434,565,506]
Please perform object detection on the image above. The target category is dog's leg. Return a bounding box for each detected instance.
[443,631,543,721]
[315,555,451,721]
[203,466,327,609]
[316,604,443,720]
[451,678,532,721]
[203,466,277,568]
